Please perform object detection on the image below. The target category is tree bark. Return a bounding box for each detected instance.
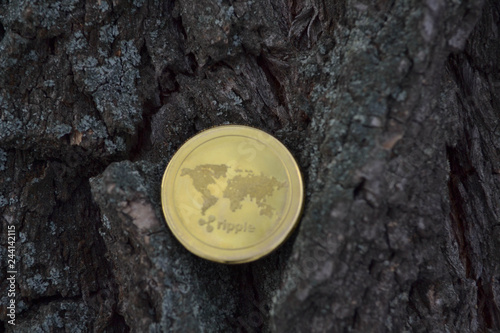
[1,0,499,332]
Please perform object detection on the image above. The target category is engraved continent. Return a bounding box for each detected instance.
[180,164,228,214]
[181,164,285,217]
[223,173,286,217]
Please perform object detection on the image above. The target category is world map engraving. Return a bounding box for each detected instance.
[180,164,286,217]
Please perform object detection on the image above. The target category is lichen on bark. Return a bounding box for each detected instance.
[1,0,499,332]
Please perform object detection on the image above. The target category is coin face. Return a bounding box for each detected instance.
[161,125,303,264]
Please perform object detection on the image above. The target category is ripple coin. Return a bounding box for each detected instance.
[161,125,303,264]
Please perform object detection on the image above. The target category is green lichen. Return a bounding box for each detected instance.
[26,273,49,294]
[99,24,119,44]
[48,123,72,139]
[72,40,142,134]
[77,115,108,138]
[0,194,7,207]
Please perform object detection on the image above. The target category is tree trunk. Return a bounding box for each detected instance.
[1,0,499,332]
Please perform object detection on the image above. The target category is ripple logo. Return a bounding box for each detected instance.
[198,215,216,232]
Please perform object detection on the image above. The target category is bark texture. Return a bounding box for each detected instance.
[1,0,499,332]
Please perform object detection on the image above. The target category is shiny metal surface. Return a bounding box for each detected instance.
[161,125,303,263]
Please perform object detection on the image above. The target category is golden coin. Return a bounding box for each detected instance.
[161,125,303,264]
